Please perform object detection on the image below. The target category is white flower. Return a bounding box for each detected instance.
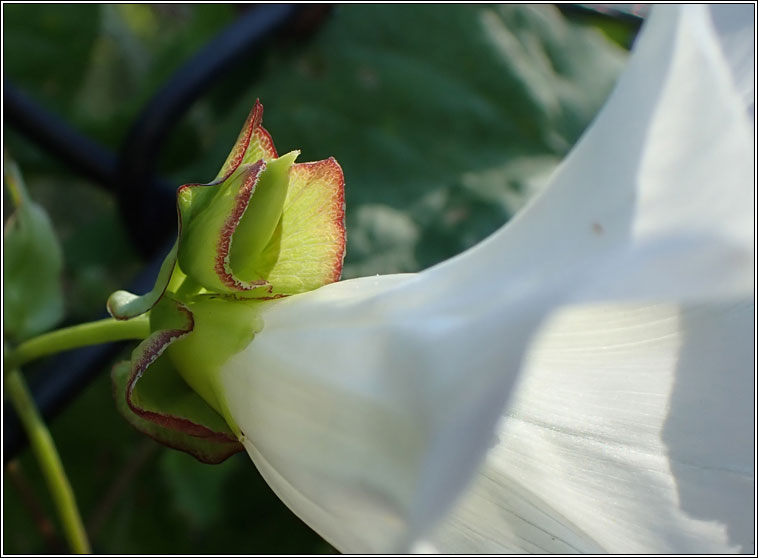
[218,5,754,553]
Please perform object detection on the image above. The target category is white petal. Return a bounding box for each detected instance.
[416,5,753,305]
[218,4,753,554]
[427,300,754,553]
[220,273,547,552]
[422,7,754,551]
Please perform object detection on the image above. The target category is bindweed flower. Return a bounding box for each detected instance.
[109,4,754,554]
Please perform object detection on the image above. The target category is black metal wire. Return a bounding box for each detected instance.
[565,4,647,27]
[4,81,178,223]
[116,4,302,257]
[4,82,119,189]
[558,4,644,49]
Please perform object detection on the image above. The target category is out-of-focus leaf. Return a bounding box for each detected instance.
[3,160,64,341]
[74,4,237,150]
[159,449,236,530]
[204,5,627,277]
[4,4,236,159]
[2,4,99,112]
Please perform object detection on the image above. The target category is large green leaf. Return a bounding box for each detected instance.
[210,5,627,276]
[158,449,238,530]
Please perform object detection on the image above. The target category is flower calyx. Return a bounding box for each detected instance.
[107,100,346,462]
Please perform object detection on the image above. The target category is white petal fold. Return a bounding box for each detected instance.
[219,4,754,554]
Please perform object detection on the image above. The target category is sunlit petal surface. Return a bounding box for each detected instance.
[220,4,753,553]
[426,5,755,553]
[426,301,753,553]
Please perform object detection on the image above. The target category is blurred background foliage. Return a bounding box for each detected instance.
[3,4,633,554]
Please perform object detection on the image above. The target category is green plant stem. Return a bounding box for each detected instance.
[5,315,150,370]
[5,369,91,554]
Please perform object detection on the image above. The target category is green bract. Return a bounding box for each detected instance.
[107,100,346,462]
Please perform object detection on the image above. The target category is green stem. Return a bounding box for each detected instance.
[5,369,91,554]
[5,315,151,370]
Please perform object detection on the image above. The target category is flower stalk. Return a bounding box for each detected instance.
[4,315,151,371]
[5,368,91,554]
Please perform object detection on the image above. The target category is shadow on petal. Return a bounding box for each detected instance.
[663,302,755,552]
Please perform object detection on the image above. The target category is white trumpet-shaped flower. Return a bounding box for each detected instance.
[216,5,754,554]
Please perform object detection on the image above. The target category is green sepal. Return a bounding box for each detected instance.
[3,158,64,341]
[112,297,243,464]
[162,295,263,432]
[105,100,347,461]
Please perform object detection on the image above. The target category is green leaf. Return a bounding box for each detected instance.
[159,449,237,530]
[3,159,64,341]
[3,4,99,112]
